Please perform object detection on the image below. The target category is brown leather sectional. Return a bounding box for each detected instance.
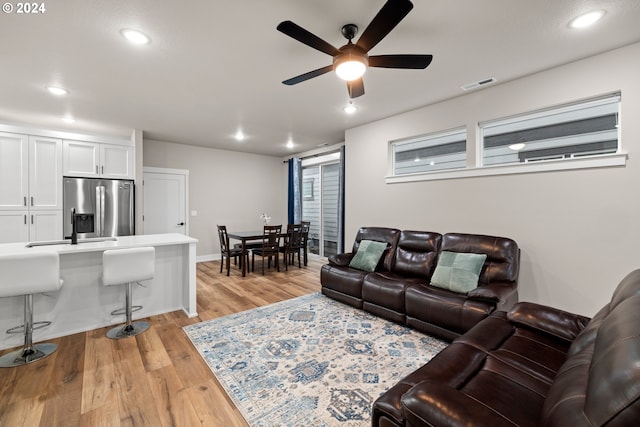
[373,269,640,427]
[320,227,521,340]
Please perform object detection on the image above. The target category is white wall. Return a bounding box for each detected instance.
[345,42,640,316]
[143,139,286,259]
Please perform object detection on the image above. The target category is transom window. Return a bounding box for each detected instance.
[481,93,620,166]
[391,127,467,175]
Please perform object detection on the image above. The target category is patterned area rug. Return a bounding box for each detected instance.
[183,293,447,427]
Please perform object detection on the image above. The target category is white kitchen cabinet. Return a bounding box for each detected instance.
[0,211,29,243]
[0,132,63,242]
[0,133,62,210]
[29,136,63,209]
[62,140,99,177]
[0,132,29,210]
[0,210,63,243]
[63,140,133,179]
[29,210,63,241]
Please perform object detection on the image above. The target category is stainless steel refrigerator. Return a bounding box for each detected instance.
[63,177,135,239]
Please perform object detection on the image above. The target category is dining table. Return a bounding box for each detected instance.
[226,230,266,277]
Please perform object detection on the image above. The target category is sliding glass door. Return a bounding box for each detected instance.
[302,153,340,258]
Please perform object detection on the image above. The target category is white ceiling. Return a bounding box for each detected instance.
[1,0,639,157]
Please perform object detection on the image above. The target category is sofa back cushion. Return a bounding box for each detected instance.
[441,233,519,285]
[352,227,401,272]
[392,230,442,279]
[608,268,640,310]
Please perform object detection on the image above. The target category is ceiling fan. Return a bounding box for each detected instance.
[276,0,433,99]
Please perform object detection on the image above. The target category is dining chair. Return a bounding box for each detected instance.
[252,225,282,275]
[217,225,248,276]
[280,223,304,271]
[300,221,311,266]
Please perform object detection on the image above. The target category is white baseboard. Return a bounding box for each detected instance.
[197,254,219,263]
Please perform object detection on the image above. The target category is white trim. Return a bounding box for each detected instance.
[385,152,627,183]
[0,123,131,146]
[143,166,190,176]
[197,254,217,263]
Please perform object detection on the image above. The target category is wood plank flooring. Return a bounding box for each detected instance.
[0,255,324,427]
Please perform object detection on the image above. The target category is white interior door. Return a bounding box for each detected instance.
[143,169,188,235]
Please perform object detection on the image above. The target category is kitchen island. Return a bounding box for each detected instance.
[0,233,198,351]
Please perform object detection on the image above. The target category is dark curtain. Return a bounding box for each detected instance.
[287,158,302,224]
[337,146,345,253]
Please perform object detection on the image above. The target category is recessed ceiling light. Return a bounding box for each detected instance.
[343,100,357,114]
[120,28,151,45]
[569,10,605,29]
[509,143,526,151]
[286,139,294,149]
[234,130,245,141]
[46,86,68,96]
[62,116,75,124]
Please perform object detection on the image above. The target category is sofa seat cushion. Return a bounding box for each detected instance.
[362,272,425,323]
[320,264,368,307]
[363,273,425,312]
[405,284,495,339]
[375,310,572,427]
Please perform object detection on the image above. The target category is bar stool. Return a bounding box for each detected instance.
[102,247,155,339]
[0,252,63,367]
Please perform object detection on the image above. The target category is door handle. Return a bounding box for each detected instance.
[177,222,185,226]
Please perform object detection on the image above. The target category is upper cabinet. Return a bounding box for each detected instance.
[0,132,28,210]
[0,132,62,210]
[63,140,133,179]
[30,136,63,209]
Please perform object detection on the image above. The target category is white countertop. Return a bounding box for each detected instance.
[0,233,198,256]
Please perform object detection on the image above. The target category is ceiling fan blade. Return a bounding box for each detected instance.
[347,78,365,99]
[356,0,414,53]
[282,65,334,86]
[369,54,433,69]
[277,21,341,57]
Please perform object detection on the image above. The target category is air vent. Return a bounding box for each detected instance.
[461,77,496,91]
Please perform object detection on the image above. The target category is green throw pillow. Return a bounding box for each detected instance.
[431,251,487,293]
[349,240,388,272]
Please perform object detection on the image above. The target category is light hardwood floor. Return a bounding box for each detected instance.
[0,255,324,427]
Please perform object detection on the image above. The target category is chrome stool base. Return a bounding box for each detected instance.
[0,342,57,367]
[106,321,150,339]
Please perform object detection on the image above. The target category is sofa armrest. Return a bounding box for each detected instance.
[403,381,516,427]
[467,283,518,310]
[327,252,354,267]
[507,302,590,342]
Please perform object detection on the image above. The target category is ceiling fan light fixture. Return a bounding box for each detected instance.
[334,53,368,81]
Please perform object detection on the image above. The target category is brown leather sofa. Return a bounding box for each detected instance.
[320,227,520,340]
[372,269,640,427]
